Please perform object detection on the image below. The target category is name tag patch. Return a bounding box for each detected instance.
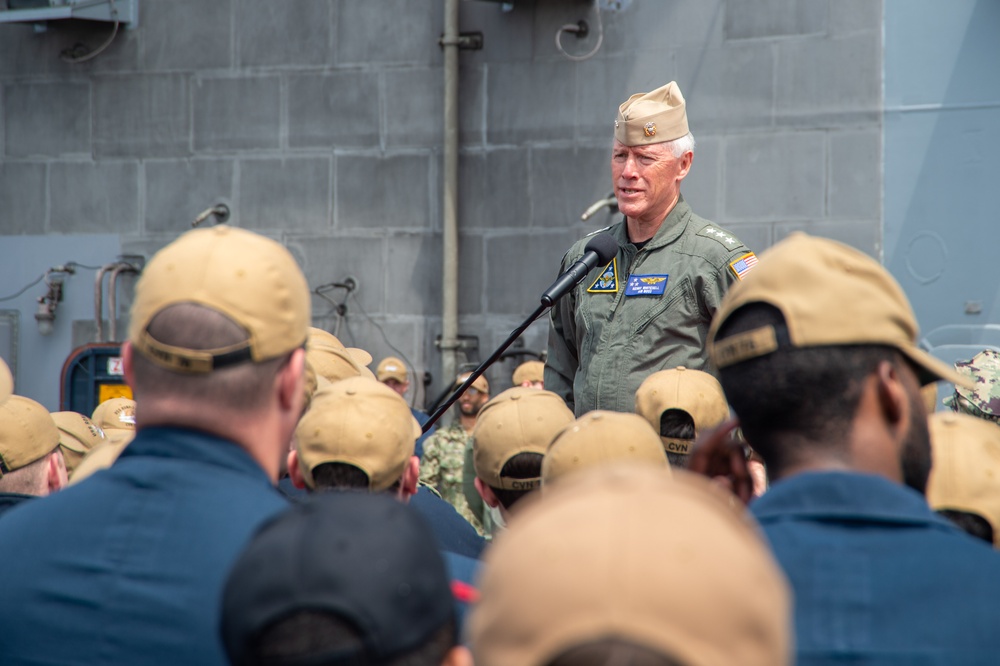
[625,274,669,296]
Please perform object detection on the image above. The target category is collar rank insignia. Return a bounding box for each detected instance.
[587,258,619,294]
[729,252,758,281]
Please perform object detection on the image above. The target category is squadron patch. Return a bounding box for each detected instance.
[729,252,758,281]
[587,258,619,294]
[624,274,668,296]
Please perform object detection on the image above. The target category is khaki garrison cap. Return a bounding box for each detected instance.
[295,377,421,491]
[512,360,545,386]
[468,465,792,666]
[308,327,373,368]
[0,396,61,475]
[927,412,1000,547]
[376,356,408,384]
[542,410,668,486]
[129,226,310,374]
[708,233,970,388]
[51,411,105,475]
[635,366,729,457]
[614,81,689,146]
[473,388,574,491]
[0,357,11,405]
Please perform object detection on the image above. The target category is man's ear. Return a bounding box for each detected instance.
[278,348,307,413]
[441,645,473,666]
[397,456,419,502]
[677,150,693,180]
[474,477,500,509]
[875,360,908,430]
[47,449,68,494]
[287,450,307,490]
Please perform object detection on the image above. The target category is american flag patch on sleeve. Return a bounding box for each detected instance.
[729,252,758,281]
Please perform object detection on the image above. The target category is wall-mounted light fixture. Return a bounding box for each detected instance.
[34,277,63,336]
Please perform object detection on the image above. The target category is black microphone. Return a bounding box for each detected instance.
[540,233,619,306]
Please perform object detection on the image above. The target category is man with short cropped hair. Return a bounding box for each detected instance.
[0,226,309,664]
[708,232,1000,662]
[0,396,67,515]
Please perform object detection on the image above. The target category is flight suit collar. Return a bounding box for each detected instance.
[618,194,692,251]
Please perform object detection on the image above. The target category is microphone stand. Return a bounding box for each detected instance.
[422,301,549,433]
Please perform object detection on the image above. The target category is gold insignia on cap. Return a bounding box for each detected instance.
[644,122,656,137]
[614,120,620,129]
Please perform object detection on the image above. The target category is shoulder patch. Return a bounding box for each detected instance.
[587,258,619,293]
[584,224,614,238]
[729,252,758,281]
[697,226,742,250]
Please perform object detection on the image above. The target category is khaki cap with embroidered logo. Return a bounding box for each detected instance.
[0,357,12,405]
[128,225,310,374]
[51,411,105,474]
[295,377,422,491]
[468,465,792,666]
[376,356,408,384]
[927,412,1000,547]
[542,411,669,486]
[473,388,574,491]
[457,371,489,394]
[308,327,373,368]
[614,81,689,146]
[635,366,729,457]
[707,232,970,388]
[512,360,545,386]
[0,396,61,475]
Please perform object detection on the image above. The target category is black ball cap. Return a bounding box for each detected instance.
[221,492,455,665]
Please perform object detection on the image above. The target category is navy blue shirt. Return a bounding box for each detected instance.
[413,408,435,459]
[0,427,288,665]
[752,472,1000,665]
[411,484,485,559]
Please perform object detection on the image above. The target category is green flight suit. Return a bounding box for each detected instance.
[545,196,754,416]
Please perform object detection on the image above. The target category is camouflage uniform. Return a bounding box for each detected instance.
[945,349,1000,423]
[420,422,484,534]
[546,196,753,416]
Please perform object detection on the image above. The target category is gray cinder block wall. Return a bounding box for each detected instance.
[0,0,882,409]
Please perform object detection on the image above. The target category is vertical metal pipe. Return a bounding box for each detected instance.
[441,0,460,388]
[94,264,112,342]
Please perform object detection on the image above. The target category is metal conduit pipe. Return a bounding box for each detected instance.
[94,263,115,343]
[107,263,138,342]
[440,0,460,389]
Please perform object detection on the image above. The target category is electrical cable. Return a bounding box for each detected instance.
[0,259,113,303]
[555,0,604,62]
[60,0,120,64]
[346,291,423,410]
[0,274,46,303]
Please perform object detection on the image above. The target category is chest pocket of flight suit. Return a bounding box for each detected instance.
[630,275,696,337]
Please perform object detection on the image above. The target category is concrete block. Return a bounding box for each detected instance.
[485,231,576,314]
[335,154,432,230]
[0,163,46,235]
[0,21,139,78]
[238,0,332,67]
[775,33,880,127]
[50,161,139,233]
[288,71,379,148]
[4,82,90,157]
[94,74,190,158]
[336,0,440,65]
[458,63,486,146]
[459,149,530,230]
[384,68,445,148]
[775,219,880,258]
[238,157,330,231]
[285,234,385,315]
[193,76,281,151]
[724,133,825,220]
[144,159,235,233]
[457,0,535,64]
[530,146,610,229]
[724,0,827,40]
[723,222,772,254]
[829,129,880,219]
[677,42,775,132]
[386,233,441,316]
[681,136,721,221]
[600,0,725,55]
[829,0,882,35]
[574,55,652,141]
[487,61,577,144]
[142,0,232,71]
[458,231,484,316]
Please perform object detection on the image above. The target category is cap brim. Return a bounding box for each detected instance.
[346,347,373,367]
[901,345,974,389]
[0,358,11,404]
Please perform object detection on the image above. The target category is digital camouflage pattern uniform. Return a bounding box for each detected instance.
[420,422,484,534]
[545,195,755,416]
[945,348,1000,423]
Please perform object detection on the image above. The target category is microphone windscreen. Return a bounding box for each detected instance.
[584,233,619,265]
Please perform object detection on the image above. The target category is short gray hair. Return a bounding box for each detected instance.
[666,132,695,158]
